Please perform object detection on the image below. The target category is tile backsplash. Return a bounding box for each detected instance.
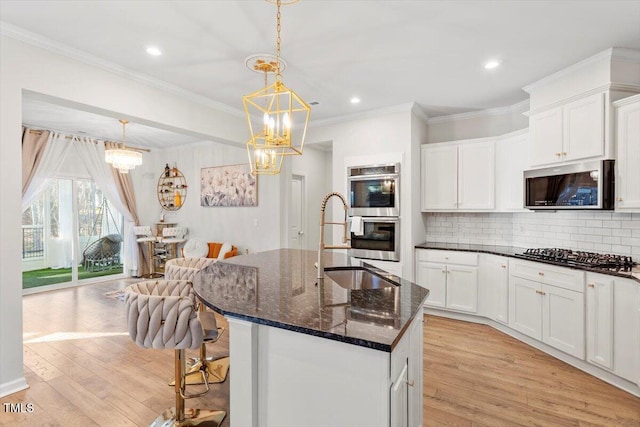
[424,211,640,258]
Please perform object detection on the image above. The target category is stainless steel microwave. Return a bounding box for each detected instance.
[347,163,400,217]
[524,160,614,210]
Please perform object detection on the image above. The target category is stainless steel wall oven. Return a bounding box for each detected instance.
[348,217,400,262]
[348,163,400,217]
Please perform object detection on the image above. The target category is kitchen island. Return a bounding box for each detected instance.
[193,249,429,427]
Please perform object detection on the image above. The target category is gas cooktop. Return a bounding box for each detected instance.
[515,248,636,272]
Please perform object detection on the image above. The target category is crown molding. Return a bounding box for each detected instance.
[427,99,529,125]
[523,47,640,94]
[612,93,640,107]
[411,103,429,122]
[309,102,417,128]
[0,21,245,118]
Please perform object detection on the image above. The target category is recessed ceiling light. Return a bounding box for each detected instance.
[484,60,501,70]
[146,46,162,56]
[350,97,361,104]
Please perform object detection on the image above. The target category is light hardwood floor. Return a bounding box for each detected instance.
[1,279,639,426]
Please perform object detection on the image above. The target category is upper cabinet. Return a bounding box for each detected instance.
[496,131,529,211]
[530,92,605,166]
[614,94,640,211]
[421,139,495,211]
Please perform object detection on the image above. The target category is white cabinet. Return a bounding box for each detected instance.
[586,273,614,370]
[390,307,424,427]
[415,250,478,313]
[614,94,640,211]
[480,254,509,324]
[613,277,640,386]
[421,144,457,210]
[496,131,529,211]
[530,92,605,166]
[509,259,585,359]
[421,140,495,211]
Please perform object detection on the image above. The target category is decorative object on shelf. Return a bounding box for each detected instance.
[200,163,257,207]
[158,166,187,211]
[243,0,310,176]
[105,119,143,173]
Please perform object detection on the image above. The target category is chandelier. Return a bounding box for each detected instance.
[105,119,143,173]
[243,0,311,175]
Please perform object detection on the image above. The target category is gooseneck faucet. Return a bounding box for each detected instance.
[317,192,351,280]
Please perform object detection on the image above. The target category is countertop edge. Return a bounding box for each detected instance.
[415,243,640,283]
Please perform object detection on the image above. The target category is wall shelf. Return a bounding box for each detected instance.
[157,167,187,211]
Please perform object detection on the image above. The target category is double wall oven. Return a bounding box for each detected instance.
[347,163,400,262]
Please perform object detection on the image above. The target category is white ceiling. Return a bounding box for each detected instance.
[2,0,640,147]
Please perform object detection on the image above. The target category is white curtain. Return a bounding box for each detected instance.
[72,137,139,275]
[21,132,73,211]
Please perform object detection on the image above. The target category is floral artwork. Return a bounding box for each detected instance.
[200,164,257,207]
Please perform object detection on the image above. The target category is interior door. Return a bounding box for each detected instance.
[289,174,305,250]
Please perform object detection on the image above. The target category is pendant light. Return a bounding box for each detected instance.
[243,0,311,175]
[105,119,142,173]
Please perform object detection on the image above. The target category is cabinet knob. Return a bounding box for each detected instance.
[588,283,595,288]
[535,290,546,296]
[501,264,507,269]
[616,197,623,202]
[442,270,446,274]
[555,152,561,157]
[406,379,415,387]
[445,256,449,260]
[538,272,544,276]
[562,152,567,156]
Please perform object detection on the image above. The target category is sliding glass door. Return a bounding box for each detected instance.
[22,178,124,291]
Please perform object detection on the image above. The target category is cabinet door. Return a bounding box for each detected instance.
[484,257,509,324]
[420,263,446,308]
[615,98,640,210]
[446,265,478,313]
[457,141,495,210]
[509,276,542,340]
[390,361,408,427]
[530,107,563,166]
[408,310,423,427]
[496,133,529,211]
[563,93,605,162]
[613,278,640,384]
[421,145,457,210]
[586,274,614,370]
[542,285,585,359]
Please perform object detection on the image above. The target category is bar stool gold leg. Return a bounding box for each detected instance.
[143,240,163,279]
[153,350,226,427]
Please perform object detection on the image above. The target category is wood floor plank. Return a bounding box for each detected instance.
[4,280,639,426]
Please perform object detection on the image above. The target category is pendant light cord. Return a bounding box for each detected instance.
[276,0,282,79]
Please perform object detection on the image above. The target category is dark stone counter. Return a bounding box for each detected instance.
[192,249,430,352]
[415,242,640,283]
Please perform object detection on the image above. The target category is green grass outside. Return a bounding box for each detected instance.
[22,265,123,289]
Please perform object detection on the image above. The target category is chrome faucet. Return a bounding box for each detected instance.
[317,192,351,280]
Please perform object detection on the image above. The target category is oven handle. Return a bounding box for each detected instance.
[348,173,399,181]
[352,217,399,224]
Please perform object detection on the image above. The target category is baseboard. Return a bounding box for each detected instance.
[423,307,640,398]
[0,377,28,398]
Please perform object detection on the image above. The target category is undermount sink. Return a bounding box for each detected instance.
[324,268,397,290]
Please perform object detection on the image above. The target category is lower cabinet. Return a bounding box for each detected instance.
[509,260,585,359]
[415,250,478,313]
[479,254,509,324]
[586,273,614,370]
[612,276,640,386]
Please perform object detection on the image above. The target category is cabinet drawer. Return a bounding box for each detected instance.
[417,249,478,266]
[510,259,584,292]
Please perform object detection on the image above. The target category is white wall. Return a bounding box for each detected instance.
[0,34,250,397]
[307,105,420,279]
[426,102,528,143]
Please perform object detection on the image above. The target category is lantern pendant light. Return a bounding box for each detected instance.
[243,0,311,175]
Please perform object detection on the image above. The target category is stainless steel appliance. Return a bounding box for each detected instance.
[348,163,400,217]
[348,217,400,262]
[515,247,636,272]
[524,160,614,210]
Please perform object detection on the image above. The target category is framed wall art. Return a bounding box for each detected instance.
[200,163,257,207]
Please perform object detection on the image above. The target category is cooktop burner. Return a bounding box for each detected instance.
[517,248,636,272]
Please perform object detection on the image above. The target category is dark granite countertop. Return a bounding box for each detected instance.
[192,249,430,352]
[415,242,640,283]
